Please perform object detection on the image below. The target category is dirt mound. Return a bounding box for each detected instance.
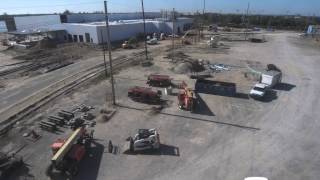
[164,51,190,61]
[14,43,97,62]
[174,62,193,74]
[35,38,58,49]
[165,51,205,74]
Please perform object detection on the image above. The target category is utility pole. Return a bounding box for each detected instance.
[100,30,108,78]
[104,1,116,105]
[171,8,175,62]
[141,0,148,61]
[245,2,250,41]
[203,0,206,15]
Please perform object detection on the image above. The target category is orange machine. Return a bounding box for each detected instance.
[47,127,93,177]
[178,87,195,111]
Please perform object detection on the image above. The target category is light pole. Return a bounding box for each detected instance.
[104,1,116,105]
[141,0,148,61]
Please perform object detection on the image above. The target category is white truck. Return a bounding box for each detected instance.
[250,70,282,99]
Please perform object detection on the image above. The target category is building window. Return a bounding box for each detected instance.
[73,35,78,42]
[85,33,90,43]
[64,35,67,41]
[68,34,72,42]
[79,35,84,42]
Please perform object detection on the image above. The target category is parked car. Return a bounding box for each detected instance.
[209,63,230,71]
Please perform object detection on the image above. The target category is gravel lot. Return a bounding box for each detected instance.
[2,32,320,180]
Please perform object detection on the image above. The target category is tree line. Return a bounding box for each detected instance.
[188,13,320,31]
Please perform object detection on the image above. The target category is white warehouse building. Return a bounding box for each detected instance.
[6,13,193,44]
[64,18,193,44]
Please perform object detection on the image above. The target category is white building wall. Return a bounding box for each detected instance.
[14,15,61,31]
[0,21,7,32]
[97,22,145,43]
[49,18,192,44]
[63,24,99,43]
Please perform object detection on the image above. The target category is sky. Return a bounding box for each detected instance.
[0,0,319,16]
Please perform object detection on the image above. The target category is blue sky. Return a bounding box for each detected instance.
[0,0,319,16]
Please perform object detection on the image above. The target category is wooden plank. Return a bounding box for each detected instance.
[51,128,82,163]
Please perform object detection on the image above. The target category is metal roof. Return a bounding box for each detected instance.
[8,29,65,35]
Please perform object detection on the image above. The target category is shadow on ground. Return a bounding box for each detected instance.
[194,93,215,116]
[273,83,296,91]
[7,163,34,180]
[123,144,180,156]
[234,93,250,99]
[76,141,104,180]
[116,104,260,131]
[251,89,278,103]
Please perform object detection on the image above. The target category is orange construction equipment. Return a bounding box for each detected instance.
[46,127,93,177]
[178,86,195,112]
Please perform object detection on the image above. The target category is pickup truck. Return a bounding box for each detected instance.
[249,70,282,99]
[249,83,269,98]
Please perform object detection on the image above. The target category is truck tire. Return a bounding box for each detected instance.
[129,138,134,152]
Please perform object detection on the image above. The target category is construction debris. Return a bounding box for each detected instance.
[0,150,24,179]
[98,108,116,123]
[207,36,221,48]
[38,104,97,132]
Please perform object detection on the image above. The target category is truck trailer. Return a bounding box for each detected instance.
[260,70,282,88]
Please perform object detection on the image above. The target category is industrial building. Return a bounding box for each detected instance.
[2,13,193,44]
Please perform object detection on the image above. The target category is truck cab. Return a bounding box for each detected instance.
[250,83,269,98]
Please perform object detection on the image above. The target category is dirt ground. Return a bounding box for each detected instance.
[1,31,320,180]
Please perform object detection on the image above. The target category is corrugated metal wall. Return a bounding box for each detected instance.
[95,19,193,44]
[66,13,161,23]
[63,24,98,43]
[14,15,61,31]
[0,21,7,32]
